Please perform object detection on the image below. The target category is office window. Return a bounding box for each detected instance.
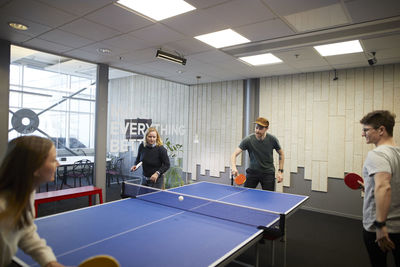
[9,45,96,153]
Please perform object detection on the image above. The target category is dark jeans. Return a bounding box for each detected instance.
[142,175,164,189]
[244,169,275,191]
[363,228,400,267]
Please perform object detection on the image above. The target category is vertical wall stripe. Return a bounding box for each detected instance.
[259,64,400,192]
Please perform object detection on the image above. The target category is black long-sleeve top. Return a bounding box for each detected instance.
[135,142,170,177]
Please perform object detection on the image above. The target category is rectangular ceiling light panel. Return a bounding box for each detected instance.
[314,40,363,56]
[239,53,282,66]
[195,29,250,48]
[117,0,196,21]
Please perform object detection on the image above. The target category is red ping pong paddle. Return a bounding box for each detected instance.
[344,173,364,190]
[234,174,246,185]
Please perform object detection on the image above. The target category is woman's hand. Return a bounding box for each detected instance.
[130,165,137,172]
[150,172,159,182]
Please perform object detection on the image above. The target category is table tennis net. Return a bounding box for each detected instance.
[122,182,280,229]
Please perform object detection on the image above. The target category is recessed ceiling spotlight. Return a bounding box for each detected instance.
[97,48,112,54]
[8,22,29,31]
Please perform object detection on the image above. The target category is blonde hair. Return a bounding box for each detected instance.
[0,136,53,228]
[143,127,163,146]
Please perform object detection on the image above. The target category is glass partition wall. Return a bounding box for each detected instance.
[9,45,96,191]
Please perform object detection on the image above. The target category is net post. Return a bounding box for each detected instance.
[120,182,129,199]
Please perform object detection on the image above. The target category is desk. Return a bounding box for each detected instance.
[58,156,96,166]
[17,181,308,266]
[57,156,111,188]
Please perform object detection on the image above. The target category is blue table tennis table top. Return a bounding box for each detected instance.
[17,181,308,267]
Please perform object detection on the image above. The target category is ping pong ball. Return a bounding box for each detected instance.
[178,196,184,201]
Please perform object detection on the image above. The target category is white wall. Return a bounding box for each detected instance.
[188,81,243,179]
[260,64,400,192]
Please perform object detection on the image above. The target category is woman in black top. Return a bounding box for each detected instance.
[130,127,170,189]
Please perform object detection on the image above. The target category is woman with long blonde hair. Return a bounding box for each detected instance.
[130,127,170,188]
[0,136,64,267]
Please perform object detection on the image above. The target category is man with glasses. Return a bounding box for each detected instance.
[360,110,400,267]
[230,117,284,191]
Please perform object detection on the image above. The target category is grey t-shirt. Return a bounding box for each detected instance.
[362,145,400,233]
[239,133,281,174]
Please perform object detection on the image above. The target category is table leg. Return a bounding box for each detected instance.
[34,202,38,218]
[98,191,103,204]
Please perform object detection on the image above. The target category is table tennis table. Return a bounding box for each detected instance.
[16,181,308,267]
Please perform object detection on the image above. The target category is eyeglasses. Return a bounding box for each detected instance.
[362,127,375,133]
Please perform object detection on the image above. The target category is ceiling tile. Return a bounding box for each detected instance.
[376,57,400,66]
[0,30,31,43]
[1,0,76,27]
[291,65,332,73]
[39,29,94,48]
[205,0,276,28]
[128,62,172,78]
[79,42,128,56]
[63,48,108,63]
[375,47,400,61]
[86,4,153,33]
[37,0,113,16]
[163,38,212,56]
[362,34,400,52]
[344,0,400,23]
[286,58,329,69]
[263,0,340,16]
[129,24,186,47]
[274,47,322,61]
[189,50,235,64]
[141,60,186,76]
[249,62,297,72]
[161,9,228,37]
[115,48,158,65]
[60,18,121,42]
[23,38,73,53]
[236,18,295,42]
[331,62,369,70]
[216,58,267,76]
[186,0,229,9]
[284,3,349,32]
[102,34,149,52]
[324,53,366,65]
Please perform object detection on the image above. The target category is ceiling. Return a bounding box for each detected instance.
[1,0,400,85]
